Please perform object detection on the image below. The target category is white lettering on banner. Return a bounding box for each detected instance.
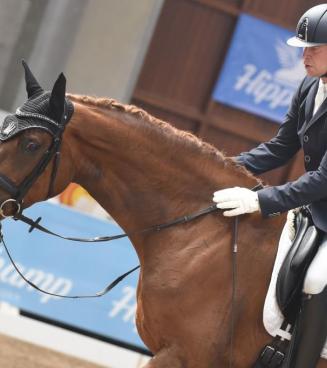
[0,248,73,303]
[235,64,293,109]
[108,286,137,332]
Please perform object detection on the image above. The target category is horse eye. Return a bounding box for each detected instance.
[25,141,41,153]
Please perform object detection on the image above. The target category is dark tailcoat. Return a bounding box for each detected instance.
[237,76,327,232]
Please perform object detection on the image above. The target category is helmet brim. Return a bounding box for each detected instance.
[287,36,327,47]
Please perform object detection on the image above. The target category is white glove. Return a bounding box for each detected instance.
[212,187,260,217]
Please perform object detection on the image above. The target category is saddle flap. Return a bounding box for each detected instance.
[290,226,318,270]
[276,210,319,322]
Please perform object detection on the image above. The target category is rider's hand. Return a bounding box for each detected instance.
[212,187,260,217]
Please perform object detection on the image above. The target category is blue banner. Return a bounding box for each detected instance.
[212,14,305,123]
[0,202,146,349]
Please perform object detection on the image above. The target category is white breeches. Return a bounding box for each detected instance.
[303,233,327,295]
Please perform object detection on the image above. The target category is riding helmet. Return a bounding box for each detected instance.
[287,4,327,47]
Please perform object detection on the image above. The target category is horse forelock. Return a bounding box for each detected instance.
[67,94,259,184]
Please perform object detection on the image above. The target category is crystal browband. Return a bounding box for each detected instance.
[15,108,61,128]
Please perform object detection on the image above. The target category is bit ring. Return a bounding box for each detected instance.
[0,199,21,218]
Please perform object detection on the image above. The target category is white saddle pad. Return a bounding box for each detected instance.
[263,211,327,359]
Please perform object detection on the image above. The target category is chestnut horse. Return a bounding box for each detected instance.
[0,65,324,367]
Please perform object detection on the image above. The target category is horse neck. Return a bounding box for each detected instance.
[65,98,259,232]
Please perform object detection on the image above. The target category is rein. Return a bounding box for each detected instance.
[0,204,221,299]
[15,204,220,242]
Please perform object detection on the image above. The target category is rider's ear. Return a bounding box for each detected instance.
[22,60,44,98]
[49,73,66,123]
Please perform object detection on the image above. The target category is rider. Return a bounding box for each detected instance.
[213,4,327,367]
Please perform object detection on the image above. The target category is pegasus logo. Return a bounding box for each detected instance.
[234,38,305,110]
[274,39,305,87]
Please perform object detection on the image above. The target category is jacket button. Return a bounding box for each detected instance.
[303,135,309,142]
[304,155,311,163]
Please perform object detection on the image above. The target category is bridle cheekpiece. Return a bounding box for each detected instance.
[0,61,73,217]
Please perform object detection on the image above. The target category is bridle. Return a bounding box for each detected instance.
[0,107,69,218]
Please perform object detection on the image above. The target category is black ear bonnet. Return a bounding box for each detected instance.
[0,61,74,142]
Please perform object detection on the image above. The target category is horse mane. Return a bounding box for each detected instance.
[68,94,258,183]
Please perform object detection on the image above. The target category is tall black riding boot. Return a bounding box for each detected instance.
[286,286,327,368]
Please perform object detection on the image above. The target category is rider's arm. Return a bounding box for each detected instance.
[257,150,327,217]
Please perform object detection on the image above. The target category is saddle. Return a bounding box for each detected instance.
[253,207,320,368]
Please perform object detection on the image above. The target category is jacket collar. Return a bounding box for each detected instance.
[305,79,318,123]
[305,78,327,132]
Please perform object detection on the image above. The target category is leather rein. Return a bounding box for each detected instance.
[1,203,230,298]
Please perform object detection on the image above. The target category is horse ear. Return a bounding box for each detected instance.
[49,73,66,123]
[22,59,44,98]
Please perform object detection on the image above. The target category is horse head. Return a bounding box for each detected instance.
[0,61,74,218]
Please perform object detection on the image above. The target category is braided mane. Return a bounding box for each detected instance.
[68,94,257,182]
